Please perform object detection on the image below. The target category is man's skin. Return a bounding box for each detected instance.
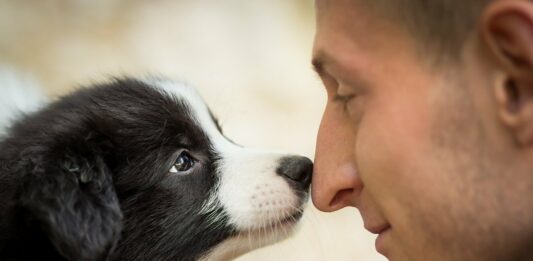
[311,0,533,260]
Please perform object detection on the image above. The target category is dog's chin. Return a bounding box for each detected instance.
[199,208,305,261]
[244,209,303,234]
[243,209,303,237]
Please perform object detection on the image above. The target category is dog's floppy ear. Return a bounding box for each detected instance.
[18,145,123,261]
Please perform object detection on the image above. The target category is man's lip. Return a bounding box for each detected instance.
[365,223,391,235]
[375,226,391,256]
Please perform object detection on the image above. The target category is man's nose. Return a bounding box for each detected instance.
[312,162,362,212]
[311,105,363,212]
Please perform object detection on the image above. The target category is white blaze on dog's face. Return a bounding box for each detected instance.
[148,79,312,260]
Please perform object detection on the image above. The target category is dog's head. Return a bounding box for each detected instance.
[1,78,311,261]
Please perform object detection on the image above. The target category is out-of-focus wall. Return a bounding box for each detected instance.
[0,1,385,260]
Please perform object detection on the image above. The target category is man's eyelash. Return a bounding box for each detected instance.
[333,94,352,102]
[333,94,355,111]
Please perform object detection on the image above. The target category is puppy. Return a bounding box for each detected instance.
[0,77,312,261]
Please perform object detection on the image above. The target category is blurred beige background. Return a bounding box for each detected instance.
[0,1,385,260]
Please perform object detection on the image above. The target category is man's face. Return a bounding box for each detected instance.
[311,1,533,261]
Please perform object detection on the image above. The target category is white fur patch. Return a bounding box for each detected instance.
[145,78,306,259]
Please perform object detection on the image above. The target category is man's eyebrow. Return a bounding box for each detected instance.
[312,56,324,76]
[312,51,368,91]
[312,50,328,76]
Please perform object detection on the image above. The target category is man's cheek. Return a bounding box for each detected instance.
[356,99,435,202]
[356,106,410,175]
[355,113,402,201]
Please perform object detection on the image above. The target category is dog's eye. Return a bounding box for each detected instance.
[170,151,196,174]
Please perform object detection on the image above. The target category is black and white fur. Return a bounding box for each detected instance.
[0,74,312,261]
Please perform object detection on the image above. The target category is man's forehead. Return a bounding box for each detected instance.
[312,0,413,69]
[315,0,355,22]
[315,0,356,10]
[313,0,384,45]
[314,0,400,34]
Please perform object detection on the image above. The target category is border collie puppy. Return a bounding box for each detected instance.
[0,76,312,261]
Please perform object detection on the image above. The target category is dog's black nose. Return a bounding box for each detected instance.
[276,156,313,189]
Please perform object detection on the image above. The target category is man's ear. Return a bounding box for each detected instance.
[482,0,533,145]
[18,145,123,261]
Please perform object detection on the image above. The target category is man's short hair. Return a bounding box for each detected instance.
[365,0,491,62]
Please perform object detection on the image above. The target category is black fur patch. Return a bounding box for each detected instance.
[0,78,233,261]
